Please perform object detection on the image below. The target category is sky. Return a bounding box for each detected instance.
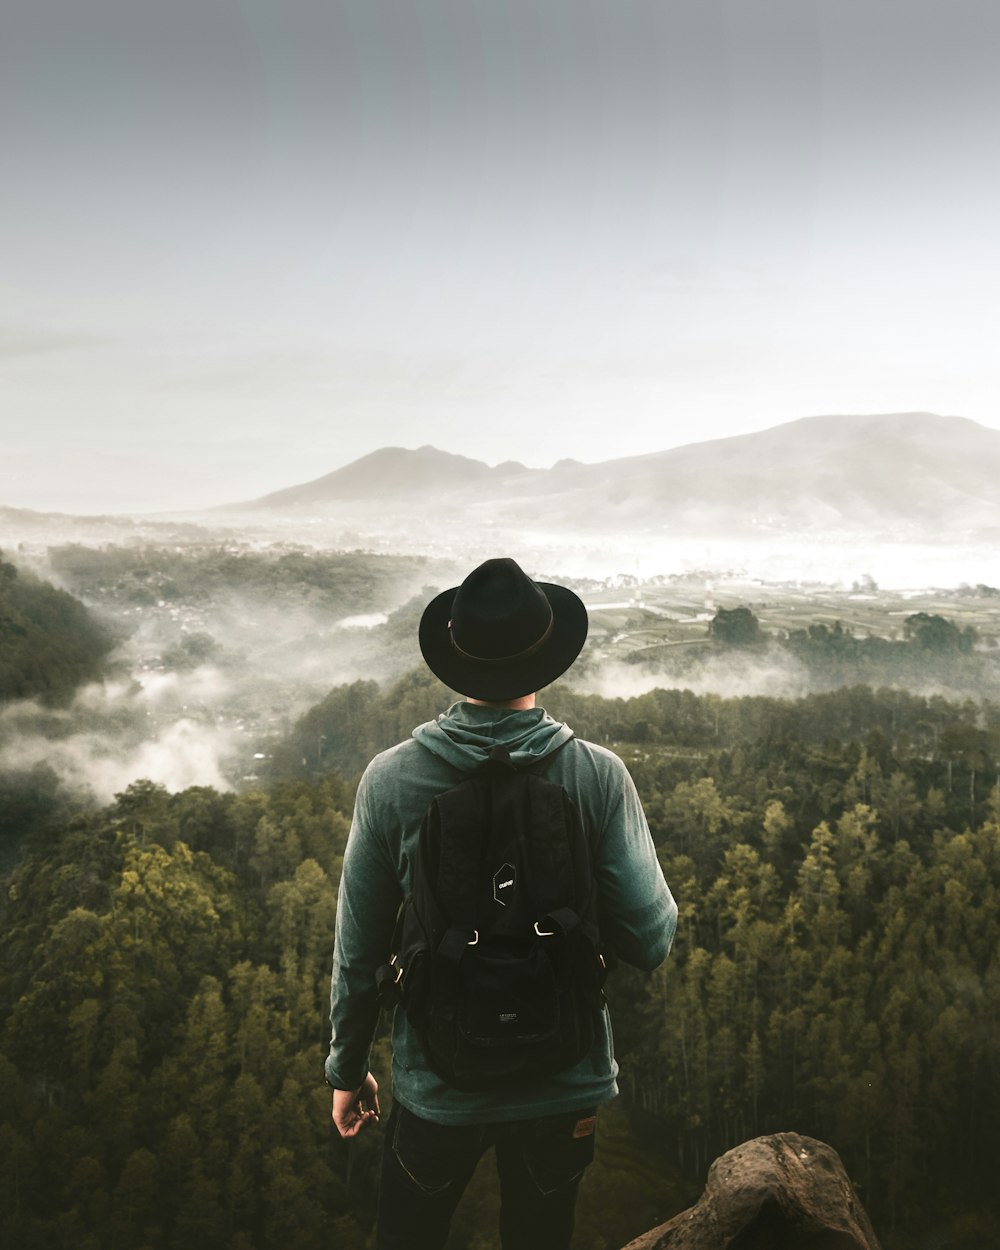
[2,0,999,514]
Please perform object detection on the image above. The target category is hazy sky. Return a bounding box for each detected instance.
[2,0,998,513]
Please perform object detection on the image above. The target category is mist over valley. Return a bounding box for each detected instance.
[0,545,467,822]
[2,482,999,838]
[4,409,1000,824]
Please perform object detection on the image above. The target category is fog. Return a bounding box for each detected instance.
[0,673,237,805]
[3,502,1000,822]
[6,496,1000,593]
[574,649,815,703]
[0,538,441,811]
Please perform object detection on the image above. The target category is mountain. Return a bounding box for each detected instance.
[238,445,534,509]
[225,413,1000,543]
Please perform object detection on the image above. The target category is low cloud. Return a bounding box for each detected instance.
[0,668,241,805]
[0,573,429,808]
[574,648,814,702]
[2,718,234,804]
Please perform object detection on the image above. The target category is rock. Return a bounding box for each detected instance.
[621,1132,881,1250]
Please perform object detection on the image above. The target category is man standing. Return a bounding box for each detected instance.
[327,557,676,1250]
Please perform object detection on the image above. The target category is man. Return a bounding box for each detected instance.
[327,557,676,1250]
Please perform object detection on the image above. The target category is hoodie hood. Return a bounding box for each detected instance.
[412,701,573,771]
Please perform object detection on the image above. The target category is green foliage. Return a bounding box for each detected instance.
[902,612,977,654]
[781,613,984,690]
[614,601,997,698]
[3,679,1000,1247]
[0,763,68,873]
[0,552,115,705]
[270,667,457,781]
[709,606,761,646]
[47,543,444,623]
[160,631,224,670]
[0,778,367,1250]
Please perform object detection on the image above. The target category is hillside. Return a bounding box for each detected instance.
[3,681,998,1249]
[224,412,1000,543]
[238,444,535,509]
[0,553,116,704]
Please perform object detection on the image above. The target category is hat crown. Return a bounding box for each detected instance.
[418,555,588,700]
[450,559,553,661]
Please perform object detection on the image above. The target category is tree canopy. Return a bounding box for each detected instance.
[0,553,115,705]
[2,678,999,1248]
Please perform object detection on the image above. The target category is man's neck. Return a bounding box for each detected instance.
[466,693,536,711]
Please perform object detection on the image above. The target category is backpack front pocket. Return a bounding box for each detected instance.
[458,944,559,1045]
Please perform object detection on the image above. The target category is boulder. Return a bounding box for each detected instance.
[621,1132,880,1250]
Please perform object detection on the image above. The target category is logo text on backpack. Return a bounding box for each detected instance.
[493,862,516,906]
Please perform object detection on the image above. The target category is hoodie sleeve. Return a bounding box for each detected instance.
[594,757,677,971]
[326,765,403,1091]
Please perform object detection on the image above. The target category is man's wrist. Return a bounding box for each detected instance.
[325,1063,369,1091]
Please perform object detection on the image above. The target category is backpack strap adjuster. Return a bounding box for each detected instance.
[375,958,403,1009]
[535,907,581,938]
[438,925,478,962]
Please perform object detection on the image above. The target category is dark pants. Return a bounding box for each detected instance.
[375,1101,597,1250]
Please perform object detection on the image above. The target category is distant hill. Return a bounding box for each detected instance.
[238,445,536,509]
[223,413,1000,543]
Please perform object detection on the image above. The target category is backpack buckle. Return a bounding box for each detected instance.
[375,958,403,1008]
[534,908,581,938]
[439,926,479,962]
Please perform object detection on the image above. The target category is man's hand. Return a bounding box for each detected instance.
[331,1073,380,1139]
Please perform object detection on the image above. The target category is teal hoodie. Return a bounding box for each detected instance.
[326,701,676,1125]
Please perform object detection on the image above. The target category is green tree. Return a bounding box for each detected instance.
[709,606,761,646]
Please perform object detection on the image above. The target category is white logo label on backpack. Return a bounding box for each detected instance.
[493,862,516,906]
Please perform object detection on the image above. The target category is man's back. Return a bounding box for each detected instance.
[326,699,676,1124]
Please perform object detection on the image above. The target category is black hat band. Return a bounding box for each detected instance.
[447,611,555,666]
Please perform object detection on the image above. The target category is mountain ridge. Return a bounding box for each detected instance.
[224,412,1000,544]
[236,444,537,510]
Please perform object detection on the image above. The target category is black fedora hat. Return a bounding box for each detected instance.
[419,558,588,701]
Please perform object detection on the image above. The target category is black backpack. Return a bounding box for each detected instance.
[376,743,608,1091]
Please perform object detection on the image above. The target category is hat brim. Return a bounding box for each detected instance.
[418,581,588,701]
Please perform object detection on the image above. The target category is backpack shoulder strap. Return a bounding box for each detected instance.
[521,771,589,920]
[429,765,490,932]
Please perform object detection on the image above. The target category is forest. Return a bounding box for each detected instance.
[0,552,115,705]
[44,543,454,621]
[2,667,999,1249]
